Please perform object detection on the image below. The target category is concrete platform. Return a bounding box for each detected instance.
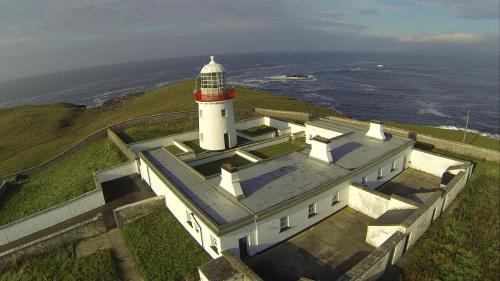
[245,208,375,281]
[376,169,442,204]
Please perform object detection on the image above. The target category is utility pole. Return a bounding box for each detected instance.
[462,109,470,143]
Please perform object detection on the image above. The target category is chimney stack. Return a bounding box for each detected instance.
[309,136,333,164]
[366,120,386,140]
[219,163,245,199]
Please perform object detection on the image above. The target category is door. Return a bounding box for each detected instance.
[403,155,408,170]
[402,234,411,254]
[224,133,229,149]
[239,237,248,258]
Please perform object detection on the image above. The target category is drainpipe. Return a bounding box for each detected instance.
[191,213,204,248]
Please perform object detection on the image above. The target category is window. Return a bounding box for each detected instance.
[221,109,227,117]
[391,160,397,172]
[199,109,203,118]
[279,216,289,232]
[332,192,339,206]
[378,168,384,180]
[195,224,200,233]
[200,133,204,141]
[362,176,368,185]
[210,235,219,254]
[186,210,193,227]
[308,203,317,218]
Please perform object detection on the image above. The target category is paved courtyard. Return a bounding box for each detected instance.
[376,168,442,204]
[245,208,375,281]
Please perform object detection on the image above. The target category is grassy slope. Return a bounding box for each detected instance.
[121,210,210,281]
[0,139,127,225]
[0,80,335,176]
[0,245,122,281]
[383,120,499,151]
[382,152,499,281]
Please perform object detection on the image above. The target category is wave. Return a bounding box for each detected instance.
[417,102,451,118]
[435,126,500,140]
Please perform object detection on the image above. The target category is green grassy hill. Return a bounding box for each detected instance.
[0,80,337,176]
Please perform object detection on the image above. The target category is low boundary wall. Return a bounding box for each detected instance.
[0,189,105,247]
[94,160,139,184]
[113,196,165,228]
[0,214,106,270]
[255,108,311,122]
[107,129,137,160]
[338,232,406,281]
[0,109,252,182]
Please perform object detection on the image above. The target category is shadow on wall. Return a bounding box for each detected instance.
[245,241,370,281]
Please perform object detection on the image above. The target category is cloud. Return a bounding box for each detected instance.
[413,0,499,19]
[397,33,484,43]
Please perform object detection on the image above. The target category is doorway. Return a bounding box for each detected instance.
[239,236,249,258]
[224,133,229,149]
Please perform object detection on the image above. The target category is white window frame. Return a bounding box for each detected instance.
[377,168,384,180]
[186,210,193,227]
[332,192,340,206]
[210,234,219,254]
[279,216,289,232]
[308,203,317,218]
[362,176,368,185]
[391,160,397,171]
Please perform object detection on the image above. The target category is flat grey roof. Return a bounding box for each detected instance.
[209,151,350,213]
[307,118,412,170]
[144,148,250,226]
[142,118,413,229]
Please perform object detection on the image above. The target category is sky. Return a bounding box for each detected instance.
[0,0,498,81]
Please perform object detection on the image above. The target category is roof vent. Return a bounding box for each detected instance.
[220,163,245,199]
[366,120,386,140]
[309,136,333,164]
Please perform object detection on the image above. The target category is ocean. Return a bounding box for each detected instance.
[0,52,498,138]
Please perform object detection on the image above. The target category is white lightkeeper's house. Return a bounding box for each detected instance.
[128,56,472,281]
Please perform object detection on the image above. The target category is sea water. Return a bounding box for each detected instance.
[0,52,498,137]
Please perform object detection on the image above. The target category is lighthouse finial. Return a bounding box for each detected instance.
[210,56,215,63]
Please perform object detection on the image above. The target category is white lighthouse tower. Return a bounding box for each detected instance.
[195,56,237,151]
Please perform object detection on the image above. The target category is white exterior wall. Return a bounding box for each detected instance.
[95,160,138,183]
[264,117,305,134]
[198,100,237,151]
[351,148,412,189]
[0,189,105,246]
[220,181,350,258]
[235,117,266,130]
[305,124,343,144]
[139,157,221,259]
[409,149,463,177]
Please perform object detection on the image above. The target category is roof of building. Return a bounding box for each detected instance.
[141,118,414,231]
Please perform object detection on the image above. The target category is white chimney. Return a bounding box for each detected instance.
[366,120,386,140]
[309,136,333,164]
[220,163,245,199]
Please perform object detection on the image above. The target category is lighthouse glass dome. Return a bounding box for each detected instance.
[200,56,227,90]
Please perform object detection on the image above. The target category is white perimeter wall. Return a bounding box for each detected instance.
[305,124,344,144]
[95,160,139,183]
[409,149,463,177]
[0,189,105,246]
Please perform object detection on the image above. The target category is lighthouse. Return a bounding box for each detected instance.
[195,56,237,151]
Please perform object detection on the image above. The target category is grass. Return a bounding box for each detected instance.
[249,138,307,159]
[0,80,336,176]
[165,145,184,155]
[0,139,127,226]
[240,125,277,136]
[117,118,198,144]
[381,151,499,281]
[383,120,500,151]
[183,139,205,153]
[192,155,251,176]
[0,245,122,281]
[121,210,210,281]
